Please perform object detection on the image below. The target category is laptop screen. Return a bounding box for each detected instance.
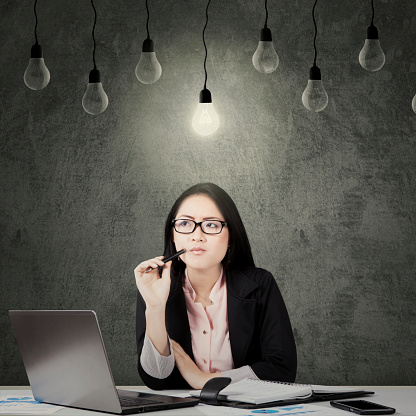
[9,310,123,413]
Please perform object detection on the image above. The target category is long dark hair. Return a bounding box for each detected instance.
[163,183,255,280]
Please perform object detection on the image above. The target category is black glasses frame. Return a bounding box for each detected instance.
[172,219,227,235]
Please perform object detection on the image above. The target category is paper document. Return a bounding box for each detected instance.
[0,395,63,414]
[191,378,312,404]
[311,385,362,393]
[197,403,350,416]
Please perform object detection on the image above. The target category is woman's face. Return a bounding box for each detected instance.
[173,194,229,274]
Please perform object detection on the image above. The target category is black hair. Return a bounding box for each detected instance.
[163,183,255,280]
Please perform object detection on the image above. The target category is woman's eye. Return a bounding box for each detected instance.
[206,222,219,229]
[177,220,190,227]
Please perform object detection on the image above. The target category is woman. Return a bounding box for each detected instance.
[135,183,296,390]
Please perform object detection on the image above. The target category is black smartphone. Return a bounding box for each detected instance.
[330,400,396,415]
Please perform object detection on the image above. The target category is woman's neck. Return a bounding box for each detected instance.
[186,265,222,297]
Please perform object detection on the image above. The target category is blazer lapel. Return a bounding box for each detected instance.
[165,278,194,360]
[226,268,259,368]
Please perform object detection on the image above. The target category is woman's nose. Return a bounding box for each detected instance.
[192,224,205,240]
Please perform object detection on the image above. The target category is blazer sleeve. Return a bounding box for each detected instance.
[136,290,191,390]
[249,271,297,382]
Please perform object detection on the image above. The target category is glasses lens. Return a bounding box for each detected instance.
[174,219,195,233]
[201,221,223,234]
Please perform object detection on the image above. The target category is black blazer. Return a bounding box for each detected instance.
[136,267,297,390]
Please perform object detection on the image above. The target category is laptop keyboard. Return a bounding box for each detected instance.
[119,396,161,407]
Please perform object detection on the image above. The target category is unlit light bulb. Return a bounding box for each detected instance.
[135,38,162,84]
[252,28,279,74]
[192,89,219,136]
[302,65,328,112]
[412,94,416,114]
[24,44,50,90]
[359,25,385,72]
[82,69,109,115]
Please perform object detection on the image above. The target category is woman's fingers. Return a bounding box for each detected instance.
[134,256,165,276]
[160,261,172,281]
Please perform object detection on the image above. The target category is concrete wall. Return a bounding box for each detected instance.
[1,0,415,385]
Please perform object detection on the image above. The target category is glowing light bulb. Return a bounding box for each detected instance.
[302,65,328,112]
[359,25,385,72]
[192,89,219,136]
[82,69,109,115]
[135,38,162,84]
[24,44,50,90]
[252,28,279,74]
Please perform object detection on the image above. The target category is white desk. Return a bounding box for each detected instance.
[1,386,415,416]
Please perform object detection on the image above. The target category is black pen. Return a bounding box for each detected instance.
[144,249,186,273]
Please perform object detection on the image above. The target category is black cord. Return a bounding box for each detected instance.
[312,0,318,66]
[146,0,150,39]
[264,0,268,28]
[34,0,38,44]
[202,0,211,89]
[90,0,97,69]
[371,0,374,26]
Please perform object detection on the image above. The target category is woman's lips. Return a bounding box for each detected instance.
[189,247,206,255]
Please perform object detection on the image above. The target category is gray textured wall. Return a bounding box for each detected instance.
[1,0,415,386]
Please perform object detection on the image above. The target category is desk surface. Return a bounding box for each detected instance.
[1,386,415,416]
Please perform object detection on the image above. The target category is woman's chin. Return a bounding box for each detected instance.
[184,260,222,274]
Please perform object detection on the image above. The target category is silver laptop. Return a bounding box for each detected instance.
[9,310,199,414]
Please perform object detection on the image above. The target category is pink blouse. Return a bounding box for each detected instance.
[183,268,234,374]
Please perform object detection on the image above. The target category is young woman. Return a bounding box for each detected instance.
[135,183,296,390]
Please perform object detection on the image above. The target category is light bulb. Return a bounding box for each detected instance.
[82,69,109,115]
[302,65,328,112]
[192,89,219,136]
[412,94,416,114]
[135,38,162,84]
[252,28,279,74]
[359,25,385,72]
[24,44,50,90]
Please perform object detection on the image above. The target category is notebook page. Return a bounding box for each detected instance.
[311,385,363,394]
[217,378,312,404]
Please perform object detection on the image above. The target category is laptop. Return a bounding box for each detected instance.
[9,310,200,414]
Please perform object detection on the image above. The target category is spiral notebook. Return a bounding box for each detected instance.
[191,378,373,406]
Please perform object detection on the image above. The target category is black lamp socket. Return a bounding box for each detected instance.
[199,88,212,103]
[30,44,43,58]
[260,27,273,41]
[367,25,379,40]
[88,68,101,83]
[309,65,322,80]
[142,38,155,52]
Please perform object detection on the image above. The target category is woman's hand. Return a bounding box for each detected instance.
[171,340,221,389]
[134,256,172,310]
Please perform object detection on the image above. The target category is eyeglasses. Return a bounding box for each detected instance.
[172,219,227,235]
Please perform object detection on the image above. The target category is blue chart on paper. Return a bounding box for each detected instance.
[252,406,320,415]
[0,397,39,406]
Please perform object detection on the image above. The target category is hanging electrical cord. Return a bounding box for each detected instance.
[90,0,97,70]
[135,0,162,84]
[82,0,109,115]
[312,0,318,66]
[370,0,375,26]
[359,0,385,71]
[192,0,219,136]
[33,0,39,45]
[252,0,279,73]
[23,0,50,90]
[145,0,150,39]
[202,0,211,90]
[301,0,328,112]
[264,0,268,28]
